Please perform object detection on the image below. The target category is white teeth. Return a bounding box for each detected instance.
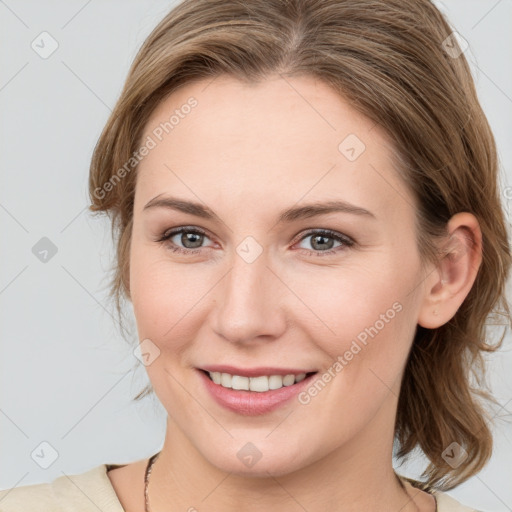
[249,375,268,392]
[282,374,295,386]
[208,371,310,392]
[268,375,283,390]
[220,373,232,388]
[231,375,249,390]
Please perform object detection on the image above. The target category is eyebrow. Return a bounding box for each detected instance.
[143,195,376,223]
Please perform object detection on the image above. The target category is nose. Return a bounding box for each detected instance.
[210,248,288,344]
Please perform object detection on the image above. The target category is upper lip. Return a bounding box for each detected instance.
[199,365,317,377]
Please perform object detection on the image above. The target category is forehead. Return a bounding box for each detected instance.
[141,74,384,157]
[136,74,414,222]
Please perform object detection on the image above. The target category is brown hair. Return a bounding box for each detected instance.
[88,0,511,491]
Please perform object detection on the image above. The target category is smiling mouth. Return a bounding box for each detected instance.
[200,369,318,393]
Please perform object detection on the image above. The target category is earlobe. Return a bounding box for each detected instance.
[417,212,483,329]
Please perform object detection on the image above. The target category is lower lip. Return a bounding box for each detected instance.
[197,369,317,416]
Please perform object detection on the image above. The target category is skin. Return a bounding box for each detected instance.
[107,74,482,512]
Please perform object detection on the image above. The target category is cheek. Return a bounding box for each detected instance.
[294,272,417,439]
[129,244,206,405]
[129,242,211,347]
[299,254,418,384]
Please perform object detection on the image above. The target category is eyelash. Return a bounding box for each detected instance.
[155,226,355,257]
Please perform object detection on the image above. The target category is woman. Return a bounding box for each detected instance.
[1,0,509,510]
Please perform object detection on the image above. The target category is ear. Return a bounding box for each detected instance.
[417,212,483,329]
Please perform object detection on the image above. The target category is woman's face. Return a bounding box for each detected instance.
[129,74,430,476]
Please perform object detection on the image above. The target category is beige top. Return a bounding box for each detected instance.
[0,463,480,511]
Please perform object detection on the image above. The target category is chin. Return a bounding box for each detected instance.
[196,436,317,478]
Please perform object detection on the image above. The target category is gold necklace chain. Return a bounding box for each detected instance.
[144,451,161,512]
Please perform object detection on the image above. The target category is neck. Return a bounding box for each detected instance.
[148,407,422,512]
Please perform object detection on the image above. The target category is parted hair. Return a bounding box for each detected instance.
[88,0,511,491]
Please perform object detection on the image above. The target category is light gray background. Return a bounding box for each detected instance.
[1,1,511,511]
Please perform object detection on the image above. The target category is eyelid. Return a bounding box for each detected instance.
[156,226,355,256]
[156,225,214,247]
[158,225,209,240]
[293,228,354,246]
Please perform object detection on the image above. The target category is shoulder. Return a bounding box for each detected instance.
[399,475,483,512]
[0,464,125,512]
[433,489,484,512]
